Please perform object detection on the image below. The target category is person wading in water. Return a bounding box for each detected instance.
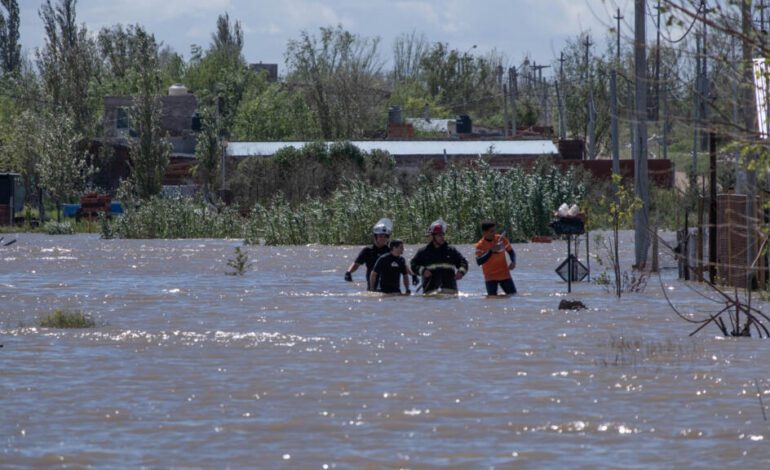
[410,219,468,295]
[475,220,517,296]
[344,218,392,291]
[370,239,412,295]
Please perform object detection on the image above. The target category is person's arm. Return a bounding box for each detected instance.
[345,262,361,281]
[505,239,516,270]
[369,271,379,291]
[411,250,430,278]
[475,244,493,266]
[402,273,410,294]
[346,248,368,281]
[455,248,469,280]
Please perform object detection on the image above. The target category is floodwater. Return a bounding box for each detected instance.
[1,232,769,469]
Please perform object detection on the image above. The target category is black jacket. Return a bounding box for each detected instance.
[410,242,468,293]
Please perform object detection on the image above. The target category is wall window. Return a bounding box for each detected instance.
[116,107,130,129]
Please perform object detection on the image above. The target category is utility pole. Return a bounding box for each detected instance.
[216,91,226,199]
[558,52,567,139]
[503,83,509,137]
[509,67,518,136]
[533,64,550,128]
[691,32,701,194]
[498,64,508,136]
[739,0,757,288]
[611,7,623,174]
[583,34,593,155]
[634,0,650,268]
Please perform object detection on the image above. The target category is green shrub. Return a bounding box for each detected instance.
[39,309,96,328]
[103,196,244,239]
[45,221,75,235]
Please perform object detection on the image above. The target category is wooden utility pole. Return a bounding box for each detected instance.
[653,0,662,121]
[498,64,508,137]
[739,0,757,288]
[611,8,623,174]
[691,33,701,194]
[533,64,550,127]
[503,83,509,137]
[583,35,596,159]
[634,0,650,268]
[509,66,518,136]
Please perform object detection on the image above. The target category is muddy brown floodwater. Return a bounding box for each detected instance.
[1,232,769,468]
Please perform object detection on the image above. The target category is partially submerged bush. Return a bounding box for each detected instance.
[226,246,252,275]
[39,309,96,328]
[45,221,74,235]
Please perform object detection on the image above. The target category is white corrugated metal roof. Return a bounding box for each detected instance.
[227,140,558,157]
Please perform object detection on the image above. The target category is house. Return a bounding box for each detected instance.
[249,63,278,82]
[94,84,199,189]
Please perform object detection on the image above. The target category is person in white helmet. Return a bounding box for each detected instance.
[344,218,392,290]
[410,219,468,294]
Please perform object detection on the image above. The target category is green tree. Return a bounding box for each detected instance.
[192,106,220,197]
[36,112,91,221]
[418,42,502,122]
[0,0,20,75]
[36,0,99,138]
[232,83,320,140]
[128,27,170,199]
[285,25,386,139]
[158,45,186,88]
[184,13,255,138]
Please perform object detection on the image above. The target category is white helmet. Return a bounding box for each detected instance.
[372,218,393,236]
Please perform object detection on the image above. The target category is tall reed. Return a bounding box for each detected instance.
[105,160,586,243]
[106,196,244,239]
[245,159,586,245]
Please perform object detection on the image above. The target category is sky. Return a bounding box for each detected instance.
[17,0,633,75]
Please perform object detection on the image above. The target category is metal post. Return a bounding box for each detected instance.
[567,235,572,293]
[611,69,620,175]
[709,131,717,282]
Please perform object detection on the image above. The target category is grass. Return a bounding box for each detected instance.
[39,309,96,328]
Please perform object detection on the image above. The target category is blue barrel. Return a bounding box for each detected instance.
[110,202,124,214]
[63,204,80,218]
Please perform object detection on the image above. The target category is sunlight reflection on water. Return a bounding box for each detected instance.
[1,233,769,467]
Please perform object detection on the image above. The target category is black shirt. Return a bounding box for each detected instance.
[355,244,390,290]
[372,254,407,293]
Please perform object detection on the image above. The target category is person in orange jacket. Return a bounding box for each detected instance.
[475,220,517,296]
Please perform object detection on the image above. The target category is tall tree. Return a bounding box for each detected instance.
[285,25,385,139]
[393,31,427,82]
[211,13,243,61]
[0,0,20,74]
[36,0,99,137]
[185,13,253,138]
[128,27,170,199]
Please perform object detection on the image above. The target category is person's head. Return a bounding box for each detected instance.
[389,239,404,256]
[372,219,392,247]
[481,220,496,240]
[428,219,446,246]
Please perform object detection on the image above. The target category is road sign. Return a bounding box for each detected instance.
[556,255,589,282]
